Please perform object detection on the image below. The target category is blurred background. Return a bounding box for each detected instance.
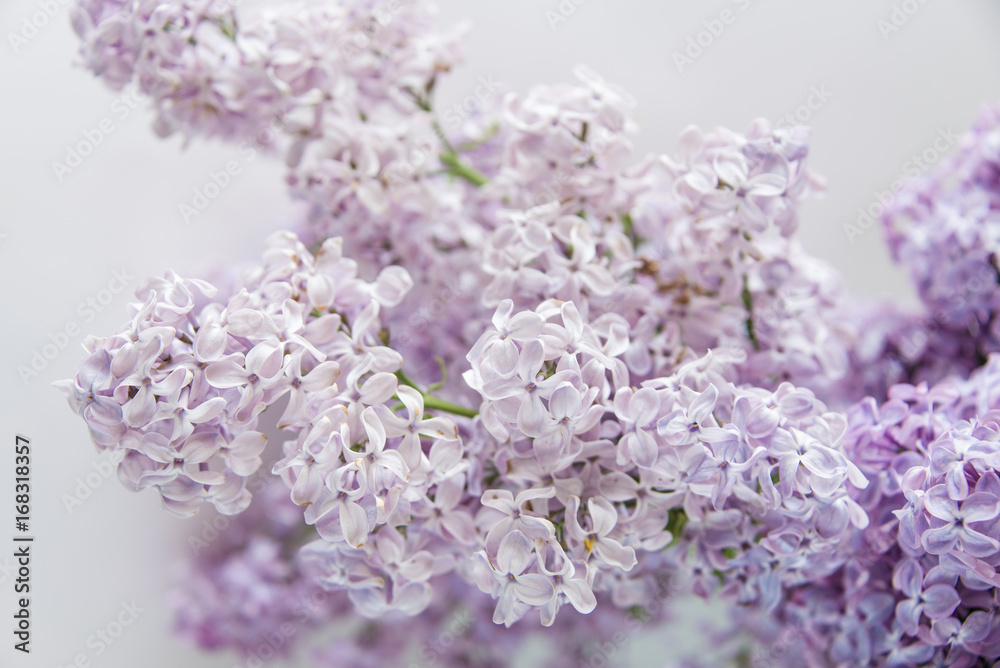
[2,0,1000,665]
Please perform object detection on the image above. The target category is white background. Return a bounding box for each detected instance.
[2,1,1000,666]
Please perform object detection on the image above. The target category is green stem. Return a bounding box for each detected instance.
[404,86,488,187]
[740,274,761,352]
[395,369,420,390]
[422,394,479,419]
[432,120,457,156]
[457,122,499,152]
[394,370,478,418]
[439,152,489,187]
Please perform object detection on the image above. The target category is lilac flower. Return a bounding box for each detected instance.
[565,496,637,572]
[892,559,960,636]
[56,349,125,446]
[536,546,597,627]
[467,299,545,378]
[205,341,285,423]
[479,487,556,555]
[375,385,459,469]
[347,406,410,492]
[920,485,1000,557]
[532,382,604,463]
[60,8,1000,665]
[473,530,554,627]
[612,386,661,468]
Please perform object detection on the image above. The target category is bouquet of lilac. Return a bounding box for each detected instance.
[57,0,1000,665]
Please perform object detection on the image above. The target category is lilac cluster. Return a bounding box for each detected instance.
[70,0,488,390]
[683,357,1000,667]
[59,0,1000,666]
[73,0,863,400]
[466,76,857,402]
[56,231,412,516]
[178,475,675,668]
[171,478,338,654]
[71,0,462,143]
[463,304,867,628]
[874,105,1000,388]
[622,121,855,399]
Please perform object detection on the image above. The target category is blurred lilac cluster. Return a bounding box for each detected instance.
[59,0,1000,665]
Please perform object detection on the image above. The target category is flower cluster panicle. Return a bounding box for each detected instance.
[57,231,412,516]
[875,105,1000,389]
[461,299,867,628]
[727,355,1000,667]
[171,477,340,654]
[60,1,1000,665]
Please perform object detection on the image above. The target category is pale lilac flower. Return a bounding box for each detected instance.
[921,486,1000,557]
[565,496,637,572]
[473,530,554,627]
[613,386,661,468]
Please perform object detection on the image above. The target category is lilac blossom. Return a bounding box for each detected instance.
[59,2,1000,664]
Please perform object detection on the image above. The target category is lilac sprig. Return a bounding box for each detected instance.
[879,105,1000,387]
[462,299,868,627]
[725,355,1000,667]
[57,231,413,516]
[60,1,1000,664]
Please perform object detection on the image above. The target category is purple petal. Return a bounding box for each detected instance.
[960,492,1000,523]
[588,497,619,537]
[497,530,535,575]
[205,361,248,388]
[627,430,658,469]
[340,499,371,549]
[891,558,923,599]
[517,394,547,438]
[921,584,960,620]
[958,526,1000,558]
[512,574,554,605]
[921,524,959,555]
[492,338,519,377]
[629,387,661,426]
[593,538,637,571]
[924,486,958,521]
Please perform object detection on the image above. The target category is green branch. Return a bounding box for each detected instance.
[741,274,760,352]
[394,370,478,419]
[439,152,489,187]
[422,395,479,419]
